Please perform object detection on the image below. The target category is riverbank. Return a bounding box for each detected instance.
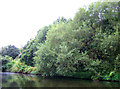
[1,72,120,87]
[2,55,120,82]
[3,71,120,82]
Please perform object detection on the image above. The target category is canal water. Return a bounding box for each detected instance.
[1,72,120,88]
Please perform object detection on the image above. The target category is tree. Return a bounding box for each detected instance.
[34,1,120,81]
[35,26,50,43]
[0,45,20,59]
[20,26,51,66]
[20,39,37,66]
[53,17,72,24]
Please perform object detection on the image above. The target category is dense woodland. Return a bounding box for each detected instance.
[0,1,120,81]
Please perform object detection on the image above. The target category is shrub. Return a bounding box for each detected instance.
[0,55,12,72]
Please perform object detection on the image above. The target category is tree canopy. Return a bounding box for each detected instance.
[0,45,20,59]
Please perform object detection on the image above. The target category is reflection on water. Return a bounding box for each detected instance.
[1,72,120,88]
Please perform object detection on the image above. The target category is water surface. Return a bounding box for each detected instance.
[1,72,120,88]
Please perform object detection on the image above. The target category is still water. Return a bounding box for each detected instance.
[1,72,120,88]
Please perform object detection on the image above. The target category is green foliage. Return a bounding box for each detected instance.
[11,58,37,74]
[103,71,120,81]
[114,54,120,72]
[72,72,92,79]
[53,17,72,24]
[20,39,37,66]
[0,55,13,72]
[34,44,57,76]
[2,1,120,81]
[34,1,120,81]
[35,26,50,43]
[0,45,20,59]
[6,60,15,71]
[19,25,51,66]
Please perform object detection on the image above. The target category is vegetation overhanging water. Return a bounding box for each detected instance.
[1,72,120,87]
[0,1,120,86]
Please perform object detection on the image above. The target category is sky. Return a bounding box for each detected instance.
[0,0,99,48]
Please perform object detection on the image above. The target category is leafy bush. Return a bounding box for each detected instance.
[11,58,37,74]
[6,60,15,71]
[0,55,12,72]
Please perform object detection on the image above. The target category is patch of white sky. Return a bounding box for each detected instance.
[0,0,99,48]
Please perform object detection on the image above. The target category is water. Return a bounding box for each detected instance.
[1,72,120,88]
